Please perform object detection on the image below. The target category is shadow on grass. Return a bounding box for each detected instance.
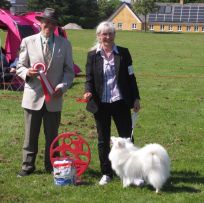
[83,168,101,178]
[32,168,97,186]
[77,168,101,185]
[32,169,203,192]
[77,169,203,192]
[162,170,203,193]
[71,80,85,88]
[75,74,86,78]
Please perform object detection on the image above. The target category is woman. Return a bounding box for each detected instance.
[83,21,141,185]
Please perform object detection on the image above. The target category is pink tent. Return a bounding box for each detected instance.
[0,9,35,63]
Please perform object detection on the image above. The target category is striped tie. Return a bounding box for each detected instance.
[44,40,52,65]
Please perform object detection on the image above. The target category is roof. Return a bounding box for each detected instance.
[107,2,142,23]
[63,23,82,30]
[149,3,204,24]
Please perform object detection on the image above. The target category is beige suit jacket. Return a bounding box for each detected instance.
[17,33,75,112]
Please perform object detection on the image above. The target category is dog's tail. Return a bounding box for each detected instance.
[148,154,170,191]
[146,144,170,171]
[146,148,170,191]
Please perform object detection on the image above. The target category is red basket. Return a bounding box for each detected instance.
[50,132,91,177]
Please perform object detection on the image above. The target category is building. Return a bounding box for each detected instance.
[6,0,27,14]
[107,2,143,31]
[108,1,204,33]
[148,1,204,33]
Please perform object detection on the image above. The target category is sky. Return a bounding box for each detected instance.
[121,0,131,3]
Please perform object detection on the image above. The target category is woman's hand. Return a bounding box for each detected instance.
[133,99,140,112]
[83,92,92,101]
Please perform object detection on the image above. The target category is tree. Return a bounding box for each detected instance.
[98,0,121,22]
[0,0,11,9]
[67,0,99,28]
[133,0,158,32]
[27,0,71,25]
[27,0,99,28]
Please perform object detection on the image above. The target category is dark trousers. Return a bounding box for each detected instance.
[22,103,61,172]
[94,100,132,177]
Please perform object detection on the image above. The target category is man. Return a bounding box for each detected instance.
[16,8,75,177]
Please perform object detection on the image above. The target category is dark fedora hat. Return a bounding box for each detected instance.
[35,8,59,25]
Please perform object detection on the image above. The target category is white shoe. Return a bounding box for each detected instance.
[99,175,111,185]
[133,178,145,187]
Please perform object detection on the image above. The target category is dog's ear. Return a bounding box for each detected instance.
[118,140,125,148]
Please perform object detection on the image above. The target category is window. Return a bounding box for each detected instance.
[149,25,154,30]
[132,23,137,30]
[118,23,122,30]
[202,26,204,32]
[187,26,191,32]
[165,6,172,14]
[160,25,164,31]
[168,25,173,31]
[178,25,182,31]
[194,25,198,32]
[159,6,165,14]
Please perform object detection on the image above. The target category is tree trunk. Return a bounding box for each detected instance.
[144,15,147,32]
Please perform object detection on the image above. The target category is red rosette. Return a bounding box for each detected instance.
[33,62,47,73]
[76,98,88,103]
[32,62,54,102]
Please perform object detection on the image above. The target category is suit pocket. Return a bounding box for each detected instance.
[86,98,98,114]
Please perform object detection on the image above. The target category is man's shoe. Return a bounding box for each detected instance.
[17,170,34,177]
[99,175,112,185]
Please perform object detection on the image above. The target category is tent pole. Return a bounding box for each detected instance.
[0,34,6,90]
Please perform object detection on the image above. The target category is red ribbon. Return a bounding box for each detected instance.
[76,98,88,103]
[33,62,54,102]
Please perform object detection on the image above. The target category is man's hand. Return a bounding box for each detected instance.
[53,87,63,98]
[27,68,38,78]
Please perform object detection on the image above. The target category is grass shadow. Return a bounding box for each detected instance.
[171,170,204,184]
[75,168,101,186]
[162,170,203,193]
[83,168,101,178]
[71,80,85,88]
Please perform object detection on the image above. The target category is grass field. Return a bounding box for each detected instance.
[0,30,204,203]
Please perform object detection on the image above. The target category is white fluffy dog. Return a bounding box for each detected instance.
[109,136,170,193]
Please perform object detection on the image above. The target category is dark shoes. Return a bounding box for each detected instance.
[17,167,53,177]
[17,169,34,177]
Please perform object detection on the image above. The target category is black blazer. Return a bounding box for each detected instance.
[85,46,140,114]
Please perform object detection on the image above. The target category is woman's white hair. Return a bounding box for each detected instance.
[96,21,115,35]
[90,21,115,51]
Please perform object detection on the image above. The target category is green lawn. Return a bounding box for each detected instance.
[0,30,204,203]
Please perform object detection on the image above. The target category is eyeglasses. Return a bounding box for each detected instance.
[100,32,114,37]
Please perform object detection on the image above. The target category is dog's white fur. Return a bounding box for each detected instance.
[109,136,170,193]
